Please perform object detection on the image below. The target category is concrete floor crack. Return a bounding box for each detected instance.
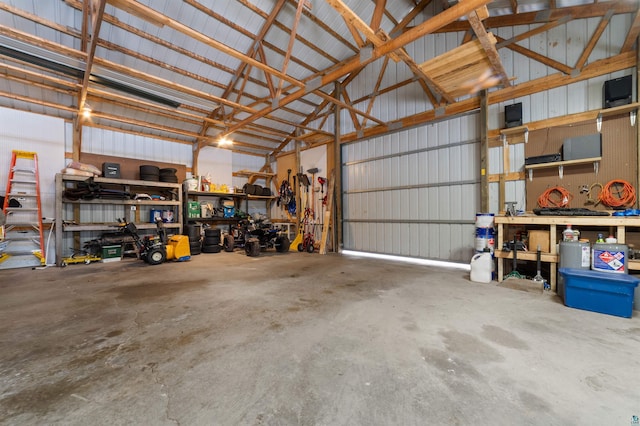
[149,363,179,425]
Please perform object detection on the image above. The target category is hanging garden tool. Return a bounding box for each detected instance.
[318,176,327,206]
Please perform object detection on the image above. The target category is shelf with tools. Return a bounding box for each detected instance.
[495,215,640,292]
[54,174,182,265]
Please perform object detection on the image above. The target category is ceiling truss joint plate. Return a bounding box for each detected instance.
[305,76,323,94]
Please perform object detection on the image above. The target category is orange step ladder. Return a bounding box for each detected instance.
[2,150,45,266]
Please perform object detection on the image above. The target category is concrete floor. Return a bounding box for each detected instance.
[0,251,639,425]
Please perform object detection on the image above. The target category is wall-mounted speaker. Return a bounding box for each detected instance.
[505,103,522,128]
[603,75,632,109]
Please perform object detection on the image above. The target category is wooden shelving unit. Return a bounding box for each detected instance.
[55,174,182,266]
[495,215,640,292]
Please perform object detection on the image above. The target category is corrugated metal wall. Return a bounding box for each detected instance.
[342,115,480,262]
[341,15,634,261]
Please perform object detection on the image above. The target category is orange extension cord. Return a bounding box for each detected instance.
[599,179,636,208]
[537,186,573,208]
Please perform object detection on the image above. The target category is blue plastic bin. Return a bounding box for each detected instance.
[559,268,639,318]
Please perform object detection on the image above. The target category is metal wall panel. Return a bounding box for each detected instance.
[76,126,192,165]
[342,116,480,263]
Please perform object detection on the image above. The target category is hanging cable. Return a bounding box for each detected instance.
[599,179,636,208]
[537,186,573,208]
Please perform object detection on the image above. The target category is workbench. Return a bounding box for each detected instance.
[494,215,640,292]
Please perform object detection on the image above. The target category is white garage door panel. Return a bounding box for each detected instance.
[342,118,481,263]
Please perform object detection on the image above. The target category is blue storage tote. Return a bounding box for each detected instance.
[558,268,639,318]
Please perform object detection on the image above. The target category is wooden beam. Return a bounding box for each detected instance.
[339,51,635,144]
[275,0,306,101]
[370,0,387,30]
[495,16,571,50]
[621,8,640,53]
[105,0,305,89]
[340,88,362,131]
[362,56,390,127]
[574,10,613,72]
[218,0,491,141]
[480,89,488,212]
[437,1,637,32]
[391,0,432,35]
[495,36,573,75]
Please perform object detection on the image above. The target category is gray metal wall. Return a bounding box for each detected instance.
[342,115,480,262]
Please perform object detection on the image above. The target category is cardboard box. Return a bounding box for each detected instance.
[528,230,550,252]
[559,268,639,318]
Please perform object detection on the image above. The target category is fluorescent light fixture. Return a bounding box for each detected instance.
[341,250,471,271]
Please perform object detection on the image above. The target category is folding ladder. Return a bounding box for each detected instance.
[1,150,45,266]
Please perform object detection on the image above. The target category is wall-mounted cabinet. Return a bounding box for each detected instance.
[55,174,182,265]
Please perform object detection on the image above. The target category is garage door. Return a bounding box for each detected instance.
[341,116,480,263]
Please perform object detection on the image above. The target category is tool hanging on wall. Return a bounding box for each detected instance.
[318,176,327,206]
[307,168,319,220]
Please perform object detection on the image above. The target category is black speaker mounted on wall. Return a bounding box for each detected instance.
[504,102,522,128]
[603,75,632,109]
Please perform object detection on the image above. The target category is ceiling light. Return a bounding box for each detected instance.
[218,137,232,146]
[82,105,92,119]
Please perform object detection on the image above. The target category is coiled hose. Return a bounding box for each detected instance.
[599,179,636,208]
[537,186,573,208]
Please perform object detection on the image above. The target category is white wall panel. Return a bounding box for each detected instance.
[75,126,192,166]
[0,108,65,219]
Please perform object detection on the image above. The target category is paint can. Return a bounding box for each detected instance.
[162,210,174,223]
[591,242,628,274]
[149,209,162,223]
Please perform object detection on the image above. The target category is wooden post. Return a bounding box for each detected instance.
[480,89,489,212]
[334,81,343,251]
[319,170,335,254]
[72,116,82,162]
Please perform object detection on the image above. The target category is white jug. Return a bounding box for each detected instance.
[470,252,493,283]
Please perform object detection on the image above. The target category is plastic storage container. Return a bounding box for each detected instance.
[559,268,639,318]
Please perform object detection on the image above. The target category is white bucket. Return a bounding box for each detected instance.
[475,213,494,228]
[470,252,493,283]
[183,178,198,191]
[475,227,495,254]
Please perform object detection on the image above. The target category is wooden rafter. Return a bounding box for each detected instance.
[217,0,492,142]
[370,0,387,30]
[621,8,640,53]
[326,0,450,103]
[574,10,613,72]
[257,44,276,99]
[105,0,305,90]
[340,88,362,131]
[362,56,390,127]
[341,51,635,144]
[495,16,572,49]
[275,0,306,102]
[495,35,573,75]
[391,0,433,35]
[437,1,637,32]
